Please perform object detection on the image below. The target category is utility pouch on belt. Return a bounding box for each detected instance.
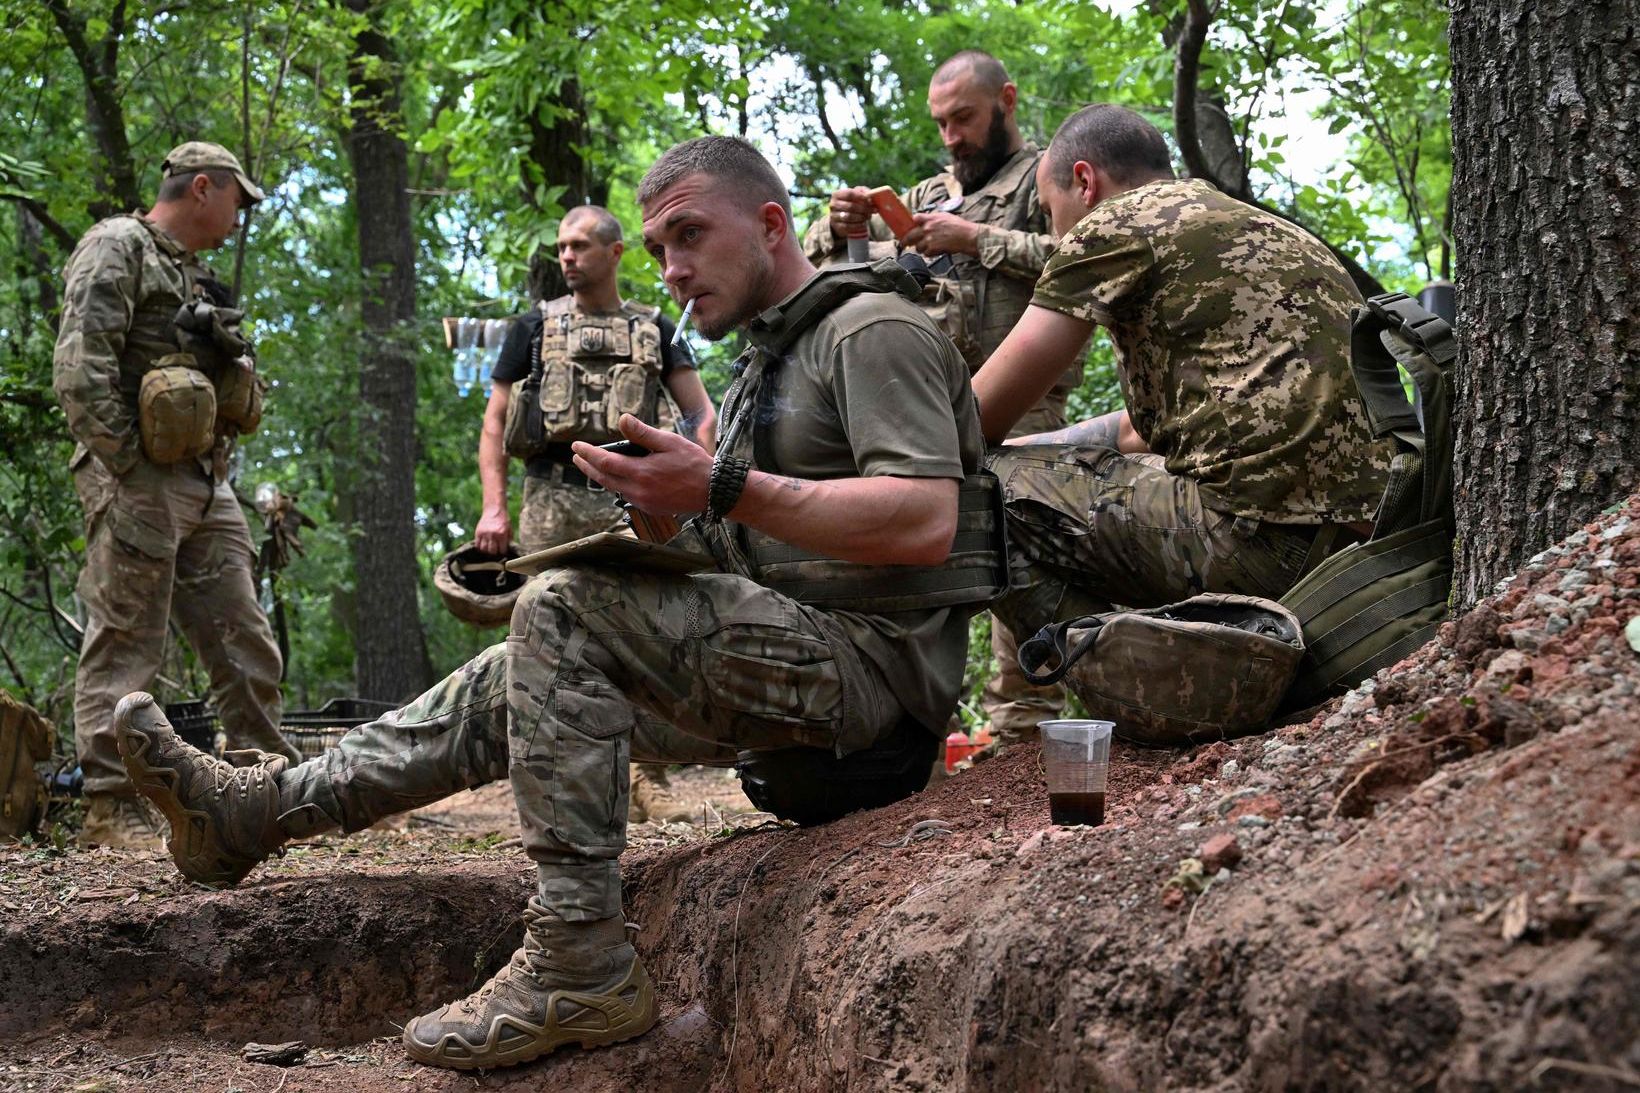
[138,356,216,464]
[0,690,52,838]
[1279,292,1457,710]
[214,362,266,433]
[1019,595,1305,746]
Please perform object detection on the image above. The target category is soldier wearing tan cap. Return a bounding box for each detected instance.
[54,141,298,849]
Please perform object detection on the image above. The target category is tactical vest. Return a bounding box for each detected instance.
[119,216,263,468]
[696,260,1008,614]
[910,149,1046,372]
[1279,292,1457,709]
[503,295,665,457]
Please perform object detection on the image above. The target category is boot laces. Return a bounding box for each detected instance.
[206,756,273,801]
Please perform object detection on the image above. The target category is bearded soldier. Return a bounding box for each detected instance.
[475,204,717,824]
[114,135,999,1069]
[807,49,1078,745]
[54,142,300,850]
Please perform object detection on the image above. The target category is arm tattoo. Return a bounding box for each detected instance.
[1025,409,1125,449]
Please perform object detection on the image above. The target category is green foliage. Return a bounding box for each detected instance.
[0,0,1453,733]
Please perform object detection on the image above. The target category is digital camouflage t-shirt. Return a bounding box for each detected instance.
[1031,178,1391,523]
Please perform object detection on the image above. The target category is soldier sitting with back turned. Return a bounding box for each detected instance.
[476,203,717,824]
[113,136,997,1070]
[54,142,300,851]
[973,104,1391,651]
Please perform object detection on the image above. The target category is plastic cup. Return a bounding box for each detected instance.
[1039,719,1114,826]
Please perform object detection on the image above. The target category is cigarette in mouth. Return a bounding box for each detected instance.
[672,298,695,346]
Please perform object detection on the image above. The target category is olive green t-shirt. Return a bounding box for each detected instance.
[744,275,983,733]
[1031,178,1391,523]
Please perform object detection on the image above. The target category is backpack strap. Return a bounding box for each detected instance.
[1017,616,1108,686]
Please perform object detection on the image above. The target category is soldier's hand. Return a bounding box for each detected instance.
[572,415,711,516]
[905,212,982,257]
[828,186,875,241]
[475,508,511,555]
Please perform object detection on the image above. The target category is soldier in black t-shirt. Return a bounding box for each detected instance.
[478,206,715,558]
[477,205,717,823]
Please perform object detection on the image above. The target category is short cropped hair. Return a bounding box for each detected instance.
[932,50,1010,94]
[156,168,236,204]
[561,204,624,245]
[637,136,791,220]
[1047,104,1175,188]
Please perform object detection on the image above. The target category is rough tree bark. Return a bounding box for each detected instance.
[344,1,432,700]
[1448,0,1639,604]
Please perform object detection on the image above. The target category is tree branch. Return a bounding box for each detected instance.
[45,0,140,217]
[1171,0,1385,297]
[1,194,76,251]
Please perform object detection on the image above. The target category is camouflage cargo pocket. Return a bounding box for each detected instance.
[77,500,173,624]
[698,625,844,749]
[993,445,1124,537]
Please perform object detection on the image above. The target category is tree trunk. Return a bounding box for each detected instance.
[522,76,609,302]
[1448,0,1640,605]
[344,2,432,701]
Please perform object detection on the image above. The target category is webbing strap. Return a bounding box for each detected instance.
[1018,617,1107,686]
[1283,523,1450,622]
[1322,620,1445,694]
[1304,574,1450,668]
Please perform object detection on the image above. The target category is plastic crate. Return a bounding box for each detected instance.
[280,697,397,761]
[163,700,219,754]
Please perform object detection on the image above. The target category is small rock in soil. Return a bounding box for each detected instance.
[242,1041,307,1066]
[1199,833,1243,872]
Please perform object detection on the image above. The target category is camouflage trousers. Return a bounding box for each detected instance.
[71,453,293,796]
[989,444,1317,654]
[982,401,1071,740]
[518,468,625,554]
[276,564,905,919]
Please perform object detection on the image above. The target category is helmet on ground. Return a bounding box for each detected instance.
[434,541,526,628]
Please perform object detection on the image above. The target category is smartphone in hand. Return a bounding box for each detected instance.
[869,186,916,239]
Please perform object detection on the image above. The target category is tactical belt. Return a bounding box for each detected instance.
[525,444,599,489]
[739,471,1008,613]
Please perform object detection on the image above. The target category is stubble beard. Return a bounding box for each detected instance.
[952,106,1014,192]
[695,243,775,342]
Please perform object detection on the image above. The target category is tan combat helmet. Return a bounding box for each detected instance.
[161,142,265,205]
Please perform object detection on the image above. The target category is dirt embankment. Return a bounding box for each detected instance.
[1,501,1636,1092]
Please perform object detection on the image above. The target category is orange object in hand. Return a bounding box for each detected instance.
[869,186,916,239]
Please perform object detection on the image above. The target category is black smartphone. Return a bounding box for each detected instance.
[599,440,651,458]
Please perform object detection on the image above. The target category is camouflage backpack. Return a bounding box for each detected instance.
[1017,594,1306,746]
[0,690,52,838]
[1279,291,1457,709]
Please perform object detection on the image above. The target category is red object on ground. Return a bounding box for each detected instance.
[944,727,994,773]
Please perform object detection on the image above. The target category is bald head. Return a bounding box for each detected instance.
[931,50,1010,95]
[561,204,624,246]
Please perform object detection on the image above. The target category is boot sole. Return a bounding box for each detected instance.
[401,957,657,1070]
[116,698,260,889]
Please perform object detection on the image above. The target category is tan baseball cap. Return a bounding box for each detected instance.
[160,142,265,205]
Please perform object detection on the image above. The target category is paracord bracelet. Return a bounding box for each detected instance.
[705,455,753,523]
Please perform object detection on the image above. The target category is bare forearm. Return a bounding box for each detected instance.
[731,473,958,567]
[1007,409,1136,450]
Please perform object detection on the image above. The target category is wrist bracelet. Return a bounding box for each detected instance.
[705,456,752,524]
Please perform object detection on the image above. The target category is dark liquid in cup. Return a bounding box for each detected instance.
[1050,791,1105,826]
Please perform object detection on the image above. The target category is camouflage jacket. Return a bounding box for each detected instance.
[1031,178,1391,524]
[53,213,220,477]
[803,144,1074,376]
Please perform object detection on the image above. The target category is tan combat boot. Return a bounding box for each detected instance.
[629,764,693,824]
[77,793,164,851]
[114,691,288,888]
[402,900,655,1069]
